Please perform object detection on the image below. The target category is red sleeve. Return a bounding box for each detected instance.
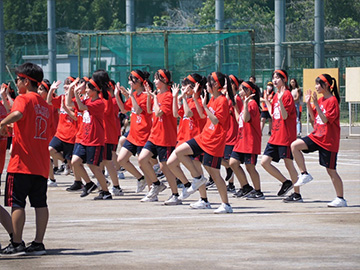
[214,96,229,123]
[124,99,132,111]
[159,92,172,116]
[85,98,104,117]
[51,95,62,109]
[324,97,338,124]
[11,95,27,114]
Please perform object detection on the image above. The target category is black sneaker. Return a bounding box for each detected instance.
[55,164,65,175]
[283,193,303,203]
[66,181,83,192]
[277,180,293,197]
[156,171,165,179]
[225,168,234,181]
[206,177,215,188]
[80,182,97,197]
[94,191,113,200]
[227,184,236,193]
[233,186,254,198]
[0,242,26,256]
[25,241,46,256]
[246,190,265,200]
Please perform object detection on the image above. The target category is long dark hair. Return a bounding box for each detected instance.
[207,72,235,105]
[241,81,261,110]
[91,69,110,100]
[272,69,289,90]
[316,74,340,103]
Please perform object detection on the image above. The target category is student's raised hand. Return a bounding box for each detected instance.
[305,89,312,104]
[74,82,85,96]
[50,80,61,93]
[201,90,208,107]
[69,77,80,91]
[244,94,255,105]
[192,82,200,97]
[172,83,180,98]
[312,89,318,104]
[0,83,7,96]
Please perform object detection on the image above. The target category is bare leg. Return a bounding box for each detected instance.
[245,164,261,190]
[284,158,299,193]
[71,155,91,184]
[0,205,13,235]
[261,155,287,183]
[327,168,344,197]
[229,157,249,187]
[117,147,142,179]
[34,207,49,243]
[291,139,309,173]
[102,160,119,186]
[138,149,158,183]
[175,143,201,178]
[167,150,190,185]
[160,161,177,194]
[11,207,25,243]
[205,166,229,204]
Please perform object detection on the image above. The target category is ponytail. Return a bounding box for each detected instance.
[316,74,340,103]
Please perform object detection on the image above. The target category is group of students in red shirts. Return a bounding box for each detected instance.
[0,62,347,256]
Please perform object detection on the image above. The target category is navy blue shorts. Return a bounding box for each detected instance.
[186,138,222,169]
[301,136,338,169]
[73,143,103,166]
[223,145,234,161]
[5,173,47,208]
[123,139,143,156]
[143,141,174,162]
[261,111,271,119]
[230,151,258,165]
[263,143,293,162]
[49,136,74,160]
[103,143,116,161]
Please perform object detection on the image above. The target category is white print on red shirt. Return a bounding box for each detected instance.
[273,102,281,120]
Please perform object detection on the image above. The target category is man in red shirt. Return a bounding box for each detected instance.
[0,63,51,256]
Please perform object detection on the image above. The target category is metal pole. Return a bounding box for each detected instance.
[274,0,285,69]
[126,0,135,69]
[88,36,91,76]
[215,0,224,71]
[77,34,81,77]
[164,31,168,69]
[0,0,5,83]
[47,0,56,81]
[314,0,325,68]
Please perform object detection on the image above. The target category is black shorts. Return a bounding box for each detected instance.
[5,173,47,208]
[223,145,234,161]
[186,138,222,169]
[261,111,271,119]
[123,139,143,156]
[143,141,174,162]
[49,136,75,160]
[301,136,338,169]
[103,143,116,161]
[230,151,258,165]
[73,143,103,166]
[263,143,293,162]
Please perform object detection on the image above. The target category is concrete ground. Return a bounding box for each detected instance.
[0,125,359,269]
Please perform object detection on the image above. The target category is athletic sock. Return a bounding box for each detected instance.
[137,176,144,181]
[153,180,160,186]
[184,182,191,188]
[201,197,208,203]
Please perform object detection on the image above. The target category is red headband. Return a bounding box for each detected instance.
[67,76,75,82]
[17,73,41,86]
[89,79,101,91]
[108,81,115,90]
[319,74,333,89]
[211,72,222,89]
[229,75,239,88]
[131,71,144,83]
[41,81,49,91]
[241,82,255,94]
[158,69,169,83]
[274,70,287,82]
[187,75,197,84]
[83,76,90,82]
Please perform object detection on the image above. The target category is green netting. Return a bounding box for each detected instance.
[79,31,253,85]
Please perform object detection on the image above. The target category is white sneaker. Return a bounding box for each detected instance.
[147,182,167,198]
[178,186,191,200]
[153,163,161,174]
[187,175,206,194]
[190,199,212,209]
[104,168,109,177]
[214,203,233,214]
[111,187,124,196]
[164,195,182,205]
[47,179,58,187]
[327,197,347,207]
[63,165,71,176]
[140,195,158,202]
[294,173,313,187]
[117,172,125,179]
[136,179,147,193]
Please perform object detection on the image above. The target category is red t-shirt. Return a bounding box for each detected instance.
[112,97,121,137]
[101,92,118,145]
[74,97,84,144]
[50,106,59,138]
[225,98,242,146]
[309,96,340,152]
[75,97,105,146]
[148,91,177,147]
[52,95,78,144]
[7,92,52,178]
[268,90,297,146]
[233,100,261,154]
[195,95,229,157]
[177,98,203,146]
[124,92,152,147]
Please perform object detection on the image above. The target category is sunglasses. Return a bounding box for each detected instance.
[15,77,25,84]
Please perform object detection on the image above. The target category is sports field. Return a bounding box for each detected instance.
[1,127,359,269]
